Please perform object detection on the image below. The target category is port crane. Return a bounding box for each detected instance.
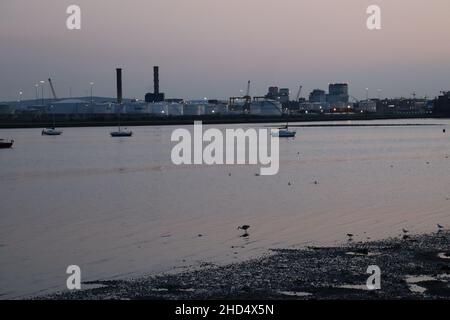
[229,80,252,114]
[295,85,303,101]
[48,78,58,100]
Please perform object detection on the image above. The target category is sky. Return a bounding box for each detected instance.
[1,0,450,101]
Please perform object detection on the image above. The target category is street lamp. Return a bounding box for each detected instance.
[18,90,23,108]
[40,80,45,106]
[34,84,39,100]
[90,82,94,105]
[366,88,369,101]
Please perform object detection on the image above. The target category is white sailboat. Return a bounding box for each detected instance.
[272,123,296,138]
[110,104,132,137]
[42,106,62,136]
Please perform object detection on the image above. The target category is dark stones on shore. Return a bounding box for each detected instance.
[44,231,450,300]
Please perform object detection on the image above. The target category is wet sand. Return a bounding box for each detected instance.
[44,231,450,300]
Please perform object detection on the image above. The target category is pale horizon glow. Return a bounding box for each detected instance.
[1,0,450,101]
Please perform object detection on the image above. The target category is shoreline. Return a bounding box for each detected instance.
[0,114,443,129]
[43,231,450,300]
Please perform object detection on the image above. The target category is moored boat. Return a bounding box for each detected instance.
[110,129,133,137]
[272,123,297,138]
[274,129,297,138]
[0,139,14,149]
[42,128,63,136]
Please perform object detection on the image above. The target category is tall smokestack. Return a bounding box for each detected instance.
[116,68,122,104]
[153,66,159,95]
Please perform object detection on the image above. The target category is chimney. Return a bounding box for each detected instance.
[116,68,122,104]
[153,66,159,94]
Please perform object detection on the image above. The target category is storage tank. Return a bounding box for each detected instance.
[125,102,149,114]
[250,99,282,115]
[150,102,169,115]
[168,103,184,116]
[184,101,206,115]
[204,103,227,115]
[93,102,115,114]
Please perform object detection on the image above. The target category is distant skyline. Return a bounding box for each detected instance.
[1,0,450,101]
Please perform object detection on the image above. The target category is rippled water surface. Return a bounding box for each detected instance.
[1,119,450,298]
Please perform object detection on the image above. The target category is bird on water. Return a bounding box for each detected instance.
[238,225,250,237]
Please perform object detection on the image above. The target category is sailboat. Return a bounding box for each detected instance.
[110,105,132,137]
[0,139,14,149]
[272,122,296,138]
[42,106,63,136]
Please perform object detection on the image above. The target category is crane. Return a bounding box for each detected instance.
[295,85,303,101]
[48,78,58,100]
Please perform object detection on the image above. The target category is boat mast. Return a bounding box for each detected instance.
[116,68,123,132]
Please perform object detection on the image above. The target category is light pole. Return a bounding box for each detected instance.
[35,84,39,100]
[366,88,369,101]
[40,80,45,106]
[18,90,23,108]
[90,82,94,105]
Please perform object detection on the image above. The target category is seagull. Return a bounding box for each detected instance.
[437,224,444,232]
[347,234,354,241]
[238,225,250,232]
[402,228,409,234]
[238,225,250,237]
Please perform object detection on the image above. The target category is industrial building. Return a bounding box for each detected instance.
[355,100,377,113]
[265,87,290,103]
[309,89,327,103]
[326,83,349,105]
[434,91,450,115]
[50,99,91,114]
[145,66,165,103]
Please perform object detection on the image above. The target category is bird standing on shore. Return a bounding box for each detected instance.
[238,225,250,237]
[238,225,250,232]
[437,224,444,232]
[402,228,409,234]
[347,234,354,242]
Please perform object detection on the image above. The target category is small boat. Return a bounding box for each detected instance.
[272,123,296,138]
[42,106,63,136]
[0,139,14,149]
[42,128,63,136]
[111,104,132,137]
[275,129,297,138]
[111,129,133,137]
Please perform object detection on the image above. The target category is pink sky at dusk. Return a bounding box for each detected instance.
[1,0,449,101]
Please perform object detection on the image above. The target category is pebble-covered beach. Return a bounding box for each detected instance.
[45,231,450,300]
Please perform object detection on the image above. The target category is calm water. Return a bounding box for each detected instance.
[1,119,450,298]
